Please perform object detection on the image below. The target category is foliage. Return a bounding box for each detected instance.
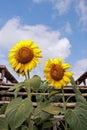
[65,77,87,130]
[0,76,87,130]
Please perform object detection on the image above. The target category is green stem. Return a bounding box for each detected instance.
[26,87,31,100]
[25,73,27,80]
[25,72,33,129]
[61,87,68,130]
[27,71,30,79]
[26,71,31,100]
[27,114,33,130]
[24,71,30,80]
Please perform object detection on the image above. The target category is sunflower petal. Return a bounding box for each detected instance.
[64,72,73,77]
[62,63,71,69]
[57,57,62,64]
[63,76,70,83]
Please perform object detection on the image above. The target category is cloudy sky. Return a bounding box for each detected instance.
[0,0,87,81]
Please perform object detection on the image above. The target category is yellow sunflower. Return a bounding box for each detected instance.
[8,40,42,75]
[44,57,73,89]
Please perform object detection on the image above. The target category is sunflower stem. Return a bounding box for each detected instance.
[27,71,30,79]
[26,87,31,100]
[27,113,33,130]
[24,71,31,99]
[25,73,28,80]
[61,87,68,130]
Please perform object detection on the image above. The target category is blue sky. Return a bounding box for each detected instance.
[0,0,87,81]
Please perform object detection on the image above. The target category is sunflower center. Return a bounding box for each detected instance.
[50,64,64,81]
[16,47,34,63]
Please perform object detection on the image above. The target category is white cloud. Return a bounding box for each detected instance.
[53,0,87,31]
[48,38,71,59]
[0,17,71,58]
[76,0,87,31]
[32,0,87,31]
[72,58,87,80]
[0,17,71,80]
[51,0,73,15]
[32,0,73,14]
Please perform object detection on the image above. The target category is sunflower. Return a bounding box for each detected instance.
[44,57,73,89]
[8,40,42,75]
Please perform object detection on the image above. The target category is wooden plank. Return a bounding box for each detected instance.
[0,114,5,117]
[0,85,87,90]
[32,102,76,108]
[0,101,10,104]
[1,91,87,97]
[0,82,15,86]
[0,101,76,108]
[0,114,64,120]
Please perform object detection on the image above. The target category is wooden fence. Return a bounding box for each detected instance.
[0,82,87,129]
[0,65,87,129]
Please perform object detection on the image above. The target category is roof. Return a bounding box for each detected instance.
[0,65,18,83]
[75,71,87,85]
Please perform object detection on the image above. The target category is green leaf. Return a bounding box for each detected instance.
[33,102,51,124]
[42,121,53,130]
[21,125,28,130]
[36,94,44,102]
[70,76,76,86]
[65,102,87,130]
[19,75,41,92]
[28,120,34,130]
[48,90,59,98]
[8,82,26,97]
[23,79,30,89]
[0,104,7,114]
[48,90,61,103]
[8,82,24,91]
[33,125,38,130]
[75,93,87,104]
[39,81,48,92]
[38,111,51,125]
[30,75,41,91]
[0,117,8,130]
[70,77,87,103]
[14,87,21,98]
[42,103,64,115]
[5,97,33,130]
[70,77,81,95]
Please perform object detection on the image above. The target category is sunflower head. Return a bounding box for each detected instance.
[16,46,34,64]
[8,40,42,76]
[44,57,73,89]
